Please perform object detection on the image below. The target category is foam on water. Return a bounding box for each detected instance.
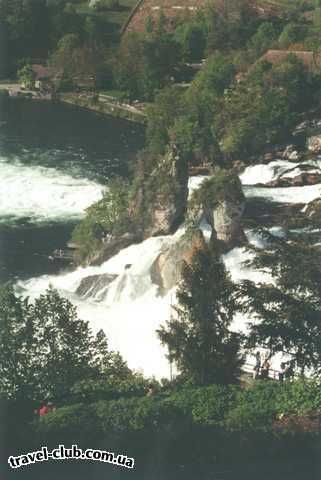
[245,227,286,249]
[240,160,290,185]
[239,159,321,185]
[18,225,279,377]
[17,229,185,378]
[221,246,288,372]
[222,246,272,285]
[243,183,321,204]
[0,156,103,223]
[17,159,321,377]
[188,175,210,198]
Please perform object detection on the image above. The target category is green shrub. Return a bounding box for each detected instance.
[275,379,321,416]
[190,169,244,213]
[22,381,321,465]
[17,64,36,89]
[70,374,151,402]
[224,381,281,432]
[86,177,131,235]
[94,0,120,11]
[95,396,184,433]
[71,177,132,262]
[35,403,100,445]
[71,215,103,263]
[167,385,237,426]
[278,22,307,48]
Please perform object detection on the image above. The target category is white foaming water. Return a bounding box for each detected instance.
[0,156,103,223]
[17,159,321,377]
[243,183,321,204]
[18,224,276,378]
[240,159,321,203]
[188,175,210,198]
[240,160,291,185]
[239,159,321,186]
[245,227,286,249]
[17,229,185,378]
[221,246,288,373]
[223,246,272,285]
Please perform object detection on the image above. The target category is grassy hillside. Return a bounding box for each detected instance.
[75,0,138,38]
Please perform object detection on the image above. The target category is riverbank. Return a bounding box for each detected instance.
[0,85,147,123]
[58,92,147,125]
[0,82,53,100]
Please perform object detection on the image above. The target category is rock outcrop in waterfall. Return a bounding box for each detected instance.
[151,229,207,295]
[73,139,249,299]
[305,198,321,222]
[131,144,189,238]
[80,144,189,267]
[307,134,321,154]
[191,169,246,250]
[150,170,247,295]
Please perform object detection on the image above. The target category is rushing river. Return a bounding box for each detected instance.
[3,97,321,381]
[0,97,144,282]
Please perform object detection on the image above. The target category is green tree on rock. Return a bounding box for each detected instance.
[157,242,243,385]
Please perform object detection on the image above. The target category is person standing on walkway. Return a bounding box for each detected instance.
[253,351,261,379]
[279,362,286,382]
[261,358,271,380]
[285,360,295,381]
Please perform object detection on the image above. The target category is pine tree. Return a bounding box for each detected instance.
[157,242,243,385]
[0,285,33,400]
[241,235,321,375]
[0,286,128,401]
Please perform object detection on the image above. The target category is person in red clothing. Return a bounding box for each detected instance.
[38,403,50,417]
[38,401,55,417]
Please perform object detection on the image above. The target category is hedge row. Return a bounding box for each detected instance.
[3,380,321,471]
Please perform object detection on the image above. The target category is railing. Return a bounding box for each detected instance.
[50,249,74,261]
[243,362,283,380]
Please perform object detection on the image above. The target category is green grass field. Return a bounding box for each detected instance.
[75,0,137,33]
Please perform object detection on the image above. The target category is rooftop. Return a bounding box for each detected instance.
[31,64,52,80]
[259,50,321,73]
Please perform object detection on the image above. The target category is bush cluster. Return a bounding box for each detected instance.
[34,379,321,438]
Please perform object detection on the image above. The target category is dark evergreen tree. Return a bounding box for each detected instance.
[157,243,243,385]
[0,285,128,401]
[240,235,321,375]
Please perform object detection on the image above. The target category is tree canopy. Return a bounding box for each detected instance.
[158,243,244,386]
[240,235,321,375]
[0,285,129,401]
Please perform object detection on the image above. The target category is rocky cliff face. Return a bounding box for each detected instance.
[190,172,246,250]
[209,198,246,249]
[85,145,188,267]
[76,273,117,299]
[150,172,247,296]
[136,145,189,238]
[305,198,321,223]
[88,233,139,266]
[307,134,321,154]
[151,229,207,295]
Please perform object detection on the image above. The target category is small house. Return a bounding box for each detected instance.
[31,64,53,91]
